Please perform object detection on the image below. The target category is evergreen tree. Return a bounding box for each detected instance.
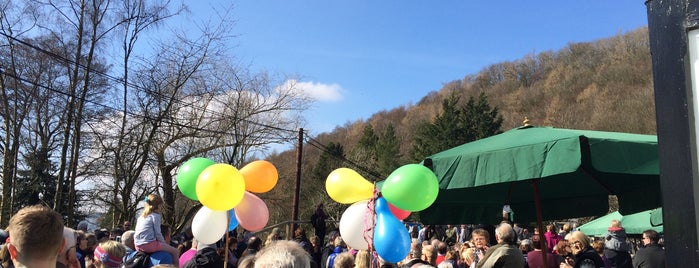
[376,123,401,177]
[411,92,502,161]
[355,124,379,164]
[311,142,345,182]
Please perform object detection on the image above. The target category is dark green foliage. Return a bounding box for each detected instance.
[311,142,345,182]
[411,93,503,161]
[376,124,401,177]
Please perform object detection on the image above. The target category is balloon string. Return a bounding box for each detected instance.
[363,185,379,251]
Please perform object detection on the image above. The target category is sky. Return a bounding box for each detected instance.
[183,1,649,148]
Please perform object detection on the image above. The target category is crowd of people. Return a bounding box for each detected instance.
[0,197,667,268]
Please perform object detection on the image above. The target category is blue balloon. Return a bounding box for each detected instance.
[373,197,411,263]
[228,209,239,231]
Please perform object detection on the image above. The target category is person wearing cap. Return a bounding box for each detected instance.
[93,240,126,268]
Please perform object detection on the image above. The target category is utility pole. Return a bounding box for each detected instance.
[290,128,303,239]
[646,0,699,266]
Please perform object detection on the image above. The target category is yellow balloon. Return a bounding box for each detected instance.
[196,163,246,211]
[240,160,279,193]
[326,168,374,204]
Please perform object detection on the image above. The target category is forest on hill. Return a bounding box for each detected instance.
[263,27,656,228]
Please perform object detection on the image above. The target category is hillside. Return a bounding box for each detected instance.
[263,27,655,228]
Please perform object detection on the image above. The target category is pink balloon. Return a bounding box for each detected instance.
[234,191,269,232]
[388,201,411,220]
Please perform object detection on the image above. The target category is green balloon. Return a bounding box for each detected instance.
[381,164,439,211]
[177,157,215,200]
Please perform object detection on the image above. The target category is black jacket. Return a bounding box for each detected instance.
[182,247,233,268]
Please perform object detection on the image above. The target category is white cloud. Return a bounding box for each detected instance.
[284,79,343,102]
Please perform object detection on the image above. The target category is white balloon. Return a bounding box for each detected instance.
[192,206,228,244]
[339,200,375,250]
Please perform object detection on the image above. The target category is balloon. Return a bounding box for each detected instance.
[228,209,239,231]
[196,163,246,211]
[374,197,411,263]
[388,201,411,220]
[381,164,439,211]
[176,157,215,200]
[240,160,279,193]
[326,168,375,204]
[234,192,269,232]
[339,200,374,250]
[191,206,228,244]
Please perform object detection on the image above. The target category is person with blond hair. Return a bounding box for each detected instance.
[134,194,179,265]
[560,231,605,268]
[6,205,65,268]
[333,252,354,268]
[91,240,126,268]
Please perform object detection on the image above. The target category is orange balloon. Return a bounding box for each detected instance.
[240,160,279,193]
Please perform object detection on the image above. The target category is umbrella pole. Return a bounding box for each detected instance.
[532,179,548,268]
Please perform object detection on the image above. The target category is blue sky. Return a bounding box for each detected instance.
[185,1,648,143]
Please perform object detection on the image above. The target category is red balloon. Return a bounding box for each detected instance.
[388,201,411,220]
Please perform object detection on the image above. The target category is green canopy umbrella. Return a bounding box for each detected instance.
[577,211,623,237]
[419,126,661,225]
[578,209,663,237]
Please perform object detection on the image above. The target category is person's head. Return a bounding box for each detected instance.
[642,229,660,246]
[355,250,371,268]
[562,223,571,232]
[519,239,533,253]
[239,254,256,268]
[294,227,307,238]
[591,240,605,255]
[94,240,126,268]
[610,219,622,229]
[555,240,570,256]
[437,261,454,268]
[77,221,89,232]
[461,248,476,266]
[142,193,164,217]
[470,229,489,249]
[76,230,88,251]
[421,244,437,265]
[567,231,591,255]
[6,205,64,267]
[333,236,345,248]
[333,252,355,268]
[121,230,135,250]
[96,229,110,242]
[409,240,423,259]
[248,236,263,250]
[495,223,516,245]
[254,240,311,268]
[58,227,78,267]
[123,221,132,230]
[86,233,98,252]
[437,241,447,254]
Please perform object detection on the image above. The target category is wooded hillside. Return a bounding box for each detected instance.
[264,27,655,228]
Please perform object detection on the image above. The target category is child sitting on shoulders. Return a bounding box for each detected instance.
[605,219,631,252]
[134,194,179,266]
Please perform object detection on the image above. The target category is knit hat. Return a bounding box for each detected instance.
[94,245,123,267]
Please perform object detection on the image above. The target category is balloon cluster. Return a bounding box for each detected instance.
[326,164,439,263]
[177,158,278,244]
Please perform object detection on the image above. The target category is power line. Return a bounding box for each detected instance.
[304,134,383,181]
[0,31,299,135]
[1,30,384,179]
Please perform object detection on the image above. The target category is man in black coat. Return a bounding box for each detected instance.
[632,230,666,268]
